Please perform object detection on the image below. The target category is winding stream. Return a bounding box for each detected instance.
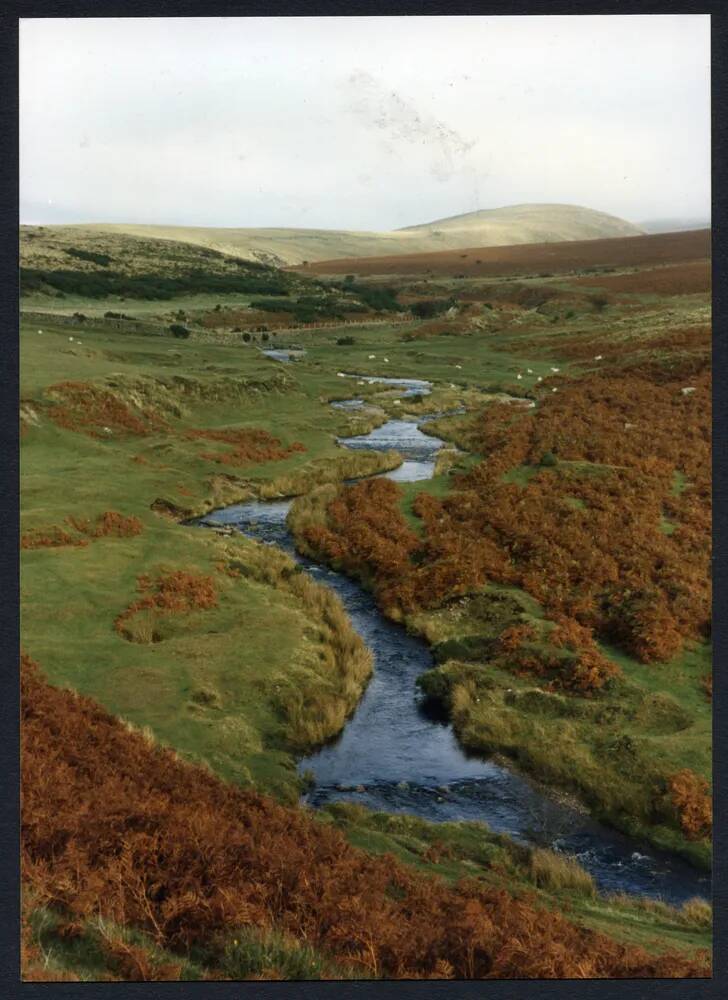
[196,374,708,904]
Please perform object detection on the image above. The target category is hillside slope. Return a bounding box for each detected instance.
[298,229,711,278]
[26,204,643,267]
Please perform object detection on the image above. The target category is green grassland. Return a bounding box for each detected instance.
[20,319,401,799]
[21,230,712,962]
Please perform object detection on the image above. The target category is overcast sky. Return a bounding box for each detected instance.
[20,15,711,230]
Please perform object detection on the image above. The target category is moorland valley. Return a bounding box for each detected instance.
[20,203,712,980]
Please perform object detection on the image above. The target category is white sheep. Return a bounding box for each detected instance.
[383,357,390,362]
[368,354,376,359]
[594,355,603,361]
[527,368,533,374]
[550,366,560,373]
[552,387,558,393]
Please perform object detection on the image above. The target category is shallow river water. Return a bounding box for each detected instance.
[196,375,708,904]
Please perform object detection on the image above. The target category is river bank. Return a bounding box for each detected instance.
[197,377,709,904]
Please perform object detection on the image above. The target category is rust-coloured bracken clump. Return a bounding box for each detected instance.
[186,427,305,467]
[668,769,712,842]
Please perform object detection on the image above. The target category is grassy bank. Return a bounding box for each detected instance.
[20,317,397,799]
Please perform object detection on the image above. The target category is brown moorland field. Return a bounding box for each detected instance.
[570,260,711,296]
[295,229,710,278]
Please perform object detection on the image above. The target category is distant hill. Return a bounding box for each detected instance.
[26,204,644,267]
[398,203,642,243]
[638,217,711,234]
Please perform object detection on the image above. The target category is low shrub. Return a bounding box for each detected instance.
[21,527,89,550]
[187,427,305,468]
[47,382,168,438]
[115,570,218,641]
[668,769,712,841]
[411,299,454,319]
[20,267,291,300]
[67,511,143,538]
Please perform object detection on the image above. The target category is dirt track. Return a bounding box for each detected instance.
[293,229,710,278]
